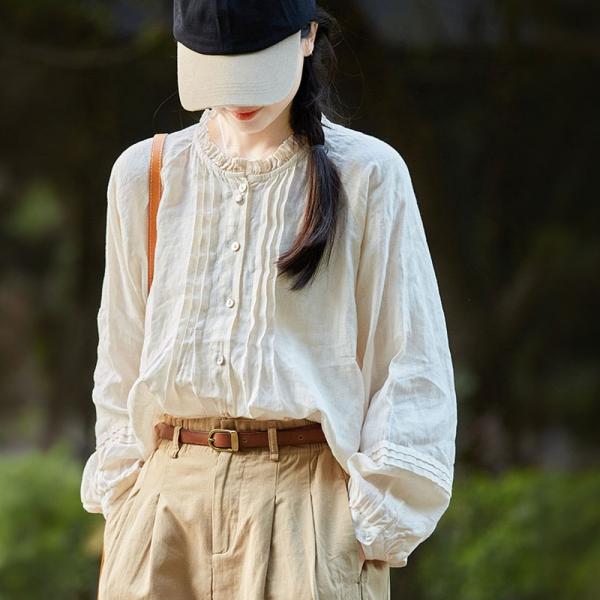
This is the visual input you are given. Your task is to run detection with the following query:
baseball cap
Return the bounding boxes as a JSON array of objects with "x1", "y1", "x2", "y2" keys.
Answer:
[{"x1": 173, "y1": 0, "x2": 317, "y2": 112}]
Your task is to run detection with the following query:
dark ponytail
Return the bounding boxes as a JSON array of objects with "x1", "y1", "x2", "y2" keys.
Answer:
[{"x1": 276, "y1": 6, "x2": 347, "y2": 292}]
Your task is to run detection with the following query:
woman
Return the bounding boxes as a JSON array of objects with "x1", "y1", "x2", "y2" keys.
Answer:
[{"x1": 81, "y1": 1, "x2": 458, "y2": 598}]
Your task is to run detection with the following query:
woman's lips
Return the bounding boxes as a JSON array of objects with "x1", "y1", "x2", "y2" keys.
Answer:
[{"x1": 231, "y1": 108, "x2": 261, "y2": 120}]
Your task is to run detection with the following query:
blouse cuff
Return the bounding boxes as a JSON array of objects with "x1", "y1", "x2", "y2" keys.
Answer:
[
  {"x1": 346, "y1": 442, "x2": 453, "y2": 567},
  {"x1": 346, "y1": 465, "x2": 409, "y2": 567},
  {"x1": 81, "y1": 423, "x2": 144, "y2": 520}
]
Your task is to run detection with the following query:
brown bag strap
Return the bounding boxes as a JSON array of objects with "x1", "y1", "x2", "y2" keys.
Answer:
[
  {"x1": 147, "y1": 133, "x2": 168, "y2": 295},
  {"x1": 97, "y1": 133, "x2": 168, "y2": 596}
]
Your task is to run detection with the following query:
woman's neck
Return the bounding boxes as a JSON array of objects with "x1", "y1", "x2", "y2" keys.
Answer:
[{"x1": 207, "y1": 107, "x2": 294, "y2": 160}]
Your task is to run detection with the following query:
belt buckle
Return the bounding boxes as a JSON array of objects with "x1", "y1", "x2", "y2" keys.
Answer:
[{"x1": 207, "y1": 428, "x2": 240, "y2": 452}]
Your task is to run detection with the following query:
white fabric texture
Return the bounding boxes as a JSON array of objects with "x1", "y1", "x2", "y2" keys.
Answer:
[{"x1": 80, "y1": 108, "x2": 457, "y2": 567}]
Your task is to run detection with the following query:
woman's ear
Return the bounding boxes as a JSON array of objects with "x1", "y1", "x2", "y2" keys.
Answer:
[{"x1": 302, "y1": 21, "x2": 319, "y2": 57}]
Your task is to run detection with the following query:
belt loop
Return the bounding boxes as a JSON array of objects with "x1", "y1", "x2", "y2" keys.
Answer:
[
  {"x1": 267, "y1": 425, "x2": 279, "y2": 462},
  {"x1": 170, "y1": 423, "x2": 183, "y2": 458}
]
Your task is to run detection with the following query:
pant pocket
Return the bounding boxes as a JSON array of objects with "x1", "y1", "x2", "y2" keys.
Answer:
[
  {"x1": 359, "y1": 559, "x2": 391, "y2": 600},
  {"x1": 99, "y1": 444, "x2": 168, "y2": 600},
  {"x1": 103, "y1": 481, "x2": 142, "y2": 557},
  {"x1": 103, "y1": 447, "x2": 160, "y2": 550},
  {"x1": 340, "y1": 467, "x2": 367, "y2": 583}
]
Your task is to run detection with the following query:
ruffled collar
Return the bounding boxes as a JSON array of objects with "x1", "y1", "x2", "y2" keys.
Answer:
[{"x1": 194, "y1": 109, "x2": 308, "y2": 175}]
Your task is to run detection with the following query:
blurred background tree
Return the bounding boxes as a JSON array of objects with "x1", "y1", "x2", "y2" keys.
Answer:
[{"x1": 0, "y1": 0, "x2": 598, "y2": 597}]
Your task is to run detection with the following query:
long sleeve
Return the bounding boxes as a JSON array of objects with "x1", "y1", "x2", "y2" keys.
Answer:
[
  {"x1": 80, "y1": 151, "x2": 148, "y2": 520},
  {"x1": 346, "y1": 152, "x2": 457, "y2": 567}
]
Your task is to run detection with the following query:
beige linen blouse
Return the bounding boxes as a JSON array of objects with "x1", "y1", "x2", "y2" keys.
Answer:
[{"x1": 80, "y1": 108, "x2": 457, "y2": 567}]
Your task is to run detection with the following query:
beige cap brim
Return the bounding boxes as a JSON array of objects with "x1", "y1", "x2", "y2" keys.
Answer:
[{"x1": 177, "y1": 29, "x2": 301, "y2": 112}]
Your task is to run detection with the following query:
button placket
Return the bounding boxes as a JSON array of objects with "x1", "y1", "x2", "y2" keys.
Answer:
[
  {"x1": 223, "y1": 176, "x2": 251, "y2": 414},
  {"x1": 234, "y1": 178, "x2": 248, "y2": 205},
  {"x1": 224, "y1": 178, "x2": 246, "y2": 313},
  {"x1": 213, "y1": 177, "x2": 248, "y2": 380}
]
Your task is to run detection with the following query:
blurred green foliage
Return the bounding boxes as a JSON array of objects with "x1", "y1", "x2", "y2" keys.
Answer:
[
  {"x1": 0, "y1": 444, "x2": 103, "y2": 600},
  {"x1": 405, "y1": 469, "x2": 600, "y2": 600}
]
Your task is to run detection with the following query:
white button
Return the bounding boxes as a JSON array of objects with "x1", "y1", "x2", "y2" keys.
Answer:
[
  {"x1": 225, "y1": 297, "x2": 235, "y2": 308},
  {"x1": 234, "y1": 193, "x2": 245, "y2": 204},
  {"x1": 231, "y1": 241, "x2": 240, "y2": 252},
  {"x1": 216, "y1": 354, "x2": 225, "y2": 366},
  {"x1": 238, "y1": 181, "x2": 248, "y2": 192}
]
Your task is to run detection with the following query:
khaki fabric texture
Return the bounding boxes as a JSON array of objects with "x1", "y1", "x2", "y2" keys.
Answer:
[{"x1": 98, "y1": 414, "x2": 390, "y2": 599}]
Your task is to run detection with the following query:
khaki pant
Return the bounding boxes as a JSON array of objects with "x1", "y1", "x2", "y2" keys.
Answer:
[{"x1": 98, "y1": 414, "x2": 390, "y2": 599}]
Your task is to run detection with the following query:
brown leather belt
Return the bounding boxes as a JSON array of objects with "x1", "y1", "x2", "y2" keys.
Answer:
[{"x1": 155, "y1": 421, "x2": 327, "y2": 453}]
